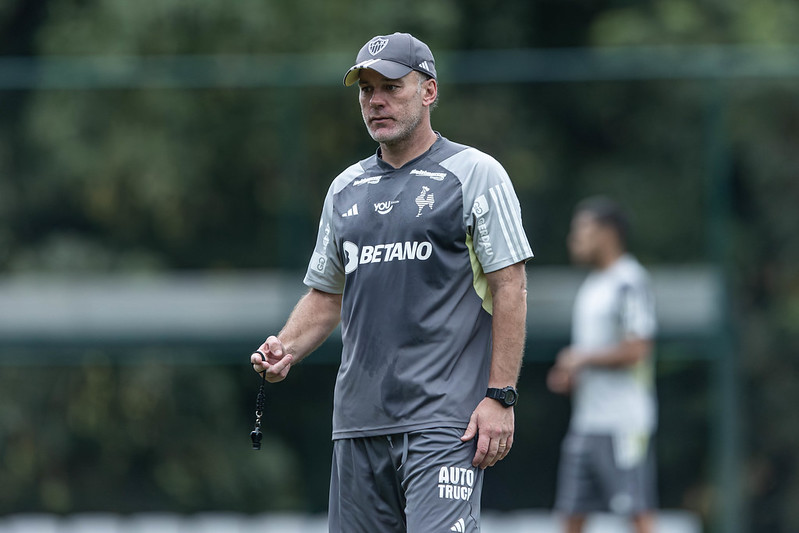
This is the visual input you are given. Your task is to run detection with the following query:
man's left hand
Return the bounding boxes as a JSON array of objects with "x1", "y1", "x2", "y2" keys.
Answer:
[{"x1": 460, "y1": 397, "x2": 515, "y2": 469}]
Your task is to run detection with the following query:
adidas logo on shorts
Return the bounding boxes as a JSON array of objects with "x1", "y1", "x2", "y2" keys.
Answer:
[{"x1": 450, "y1": 517, "x2": 466, "y2": 532}]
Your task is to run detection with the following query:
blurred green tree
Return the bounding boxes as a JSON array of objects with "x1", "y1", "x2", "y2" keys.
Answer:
[{"x1": 0, "y1": 0, "x2": 797, "y2": 530}]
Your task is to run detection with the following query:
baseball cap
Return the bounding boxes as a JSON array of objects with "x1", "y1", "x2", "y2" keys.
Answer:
[{"x1": 343, "y1": 32, "x2": 437, "y2": 86}]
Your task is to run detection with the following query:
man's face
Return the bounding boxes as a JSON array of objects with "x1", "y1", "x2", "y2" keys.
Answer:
[
  {"x1": 567, "y1": 211, "x2": 605, "y2": 266},
  {"x1": 357, "y1": 69, "x2": 431, "y2": 145}
]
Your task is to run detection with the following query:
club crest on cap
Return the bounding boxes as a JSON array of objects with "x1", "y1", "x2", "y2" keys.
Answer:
[{"x1": 368, "y1": 37, "x2": 389, "y2": 56}]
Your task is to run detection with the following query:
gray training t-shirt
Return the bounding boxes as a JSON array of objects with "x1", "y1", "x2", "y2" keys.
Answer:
[{"x1": 304, "y1": 135, "x2": 534, "y2": 439}]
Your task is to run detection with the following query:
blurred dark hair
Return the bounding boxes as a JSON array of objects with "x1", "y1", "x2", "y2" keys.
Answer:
[{"x1": 575, "y1": 196, "x2": 630, "y2": 248}]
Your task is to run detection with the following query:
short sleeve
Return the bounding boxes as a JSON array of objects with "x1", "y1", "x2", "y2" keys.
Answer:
[
  {"x1": 442, "y1": 148, "x2": 534, "y2": 273},
  {"x1": 619, "y1": 281, "x2": 657, "y2": 340},
  {"x1": 303, "y1": 184, "x2": 345, "y2": 294}
]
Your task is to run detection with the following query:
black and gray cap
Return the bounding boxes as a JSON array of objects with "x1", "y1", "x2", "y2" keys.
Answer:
[{"x1": 343, "y1": 32, "x2": 437, "y2": 86}]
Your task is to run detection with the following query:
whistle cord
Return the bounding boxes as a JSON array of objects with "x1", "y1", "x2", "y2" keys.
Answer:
[{"x1": 250, "y1": 350, "x2": 267, "y2": 450}]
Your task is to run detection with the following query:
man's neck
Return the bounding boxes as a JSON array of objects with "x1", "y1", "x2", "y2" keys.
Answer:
[
  {"x1": 379, "y1": 128, "x2": 438, "y2": 169},
  {"x1": 596, "y1": 249, "x2": 625, "y2": 270}
]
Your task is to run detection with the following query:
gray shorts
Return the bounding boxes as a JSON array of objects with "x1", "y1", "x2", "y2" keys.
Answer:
[
  {"x1": 328, "y1": 427, "x2": 484, "y2": 533},
  {"x1": 554, "y1": 431, "x2": 657, "y2": 516}
]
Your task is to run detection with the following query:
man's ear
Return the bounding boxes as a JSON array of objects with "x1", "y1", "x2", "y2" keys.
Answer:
[{"x1": 421, "y1": 78, "x2": 438, "y2": 107}]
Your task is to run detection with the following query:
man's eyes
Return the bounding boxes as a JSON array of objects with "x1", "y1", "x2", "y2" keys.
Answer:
[{"x1": 360, "y1": 85, "x2": 400, "y2": 93}]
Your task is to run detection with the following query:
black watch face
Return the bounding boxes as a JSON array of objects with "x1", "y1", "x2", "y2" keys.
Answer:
[{"x1": 504, "y1": 388, "x2": 517, "y2": 406}]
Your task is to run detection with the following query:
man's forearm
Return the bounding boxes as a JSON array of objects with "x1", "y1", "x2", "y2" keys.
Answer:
[
  {"x1": 277, "y1": 288, "x2": 342, "y2": 363},
  {"x1": 486, "y1": 263, "x2": 528, "y2": 388},
  {"x1": 577, "y1": 338, "x2": 652, "y2": 369}
]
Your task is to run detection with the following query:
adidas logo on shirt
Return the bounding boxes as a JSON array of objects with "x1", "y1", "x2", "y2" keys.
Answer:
[{"x1": 341, "y1": 204, "x2": 359, "y2": 217}]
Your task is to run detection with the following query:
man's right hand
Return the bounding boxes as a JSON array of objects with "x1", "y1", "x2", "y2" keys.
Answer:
[
  {"x1": 251, "y1": 336, "x2": 294, "y2": 383},
  {"x1": 546, "y1": 366, "x2": 573, "y2": 394},
  {"x1": 547, "y1": 347, "x2": 577, "y2": 394}
]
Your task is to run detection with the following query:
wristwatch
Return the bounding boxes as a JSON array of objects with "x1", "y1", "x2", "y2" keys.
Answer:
[{"x1": 486, "y1": 386, "x2": 518, "y2": 408}]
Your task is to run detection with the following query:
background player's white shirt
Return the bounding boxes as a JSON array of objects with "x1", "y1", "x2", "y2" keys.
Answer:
[{"x1": 570, "y1": 254, "x2": 657, "y2": 434}]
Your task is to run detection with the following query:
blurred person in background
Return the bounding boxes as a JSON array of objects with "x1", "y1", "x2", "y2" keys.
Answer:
[
  {"x1": 250, "y1": 32, "x2": 533, "y2": 533},
  {"x1": 547, "y1": 196, "x2": 658, "y2": 533}
]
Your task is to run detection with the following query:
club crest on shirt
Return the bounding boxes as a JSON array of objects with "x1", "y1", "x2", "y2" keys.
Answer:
[{"x1": 415, "y1": 186, "x2": 435, "y2": 217}]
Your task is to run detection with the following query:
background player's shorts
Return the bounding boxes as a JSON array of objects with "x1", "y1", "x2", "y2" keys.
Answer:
[
  {"x1": 328, "y1": 427, "x2": 484, "y2": 533},
  {"x1": 554, "y1": 431, "x2": 657, "y2": 516}
]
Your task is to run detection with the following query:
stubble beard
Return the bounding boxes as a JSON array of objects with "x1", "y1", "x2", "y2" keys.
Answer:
[{"x1": 366, "y1": 109, "x2": 424, "y2": 147}]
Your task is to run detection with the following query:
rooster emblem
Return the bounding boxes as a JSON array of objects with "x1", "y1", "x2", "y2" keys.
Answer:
[{"x1": 415, "y1": 186, "x2": 435, "y2": 217}]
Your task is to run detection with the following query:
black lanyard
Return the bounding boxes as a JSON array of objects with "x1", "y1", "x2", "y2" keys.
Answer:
[{"x1": 250, "y1": 350, "x2": 267, "y2": 450}]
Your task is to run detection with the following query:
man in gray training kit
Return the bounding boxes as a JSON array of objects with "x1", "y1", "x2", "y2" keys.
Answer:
[
  {"x1": 250, "y1": 32, "x2": 533, "y2": 532},
  {"x1": 547, "y1": 197, "x2": 658, "y2": 533}
]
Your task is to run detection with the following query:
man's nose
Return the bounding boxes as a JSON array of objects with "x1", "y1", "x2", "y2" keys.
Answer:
[{"x1": 369, "y1": 89, "x2": 386, "y2": 106}]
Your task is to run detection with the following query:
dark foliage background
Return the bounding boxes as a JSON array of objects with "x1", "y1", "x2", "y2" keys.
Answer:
[{"x1": 1, "y1": 1, "x2": 797, "y2": 531}]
